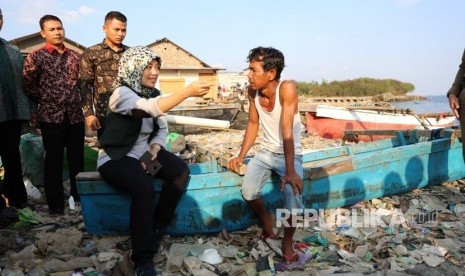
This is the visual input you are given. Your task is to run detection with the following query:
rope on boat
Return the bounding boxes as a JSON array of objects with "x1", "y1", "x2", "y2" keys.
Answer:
[{"x1": 409, "y1": 111, "x2": 431, "y2": 129}]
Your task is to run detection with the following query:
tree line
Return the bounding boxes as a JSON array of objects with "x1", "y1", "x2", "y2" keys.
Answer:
[{"x1": 295, "y1": 78, "x2": 415, "y2": 97}]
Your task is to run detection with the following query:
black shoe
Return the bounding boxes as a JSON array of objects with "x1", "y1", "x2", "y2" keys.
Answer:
[
  {"x1": 153, "y1": 239, "x2": 163, "y2": 254},
  {"x1": 0, "y1": 207, "x2": 19, "y2": 227},
  {"x1": 49, "y1": 208, "x2": 64, "y2": 215},
  {"x1": 153, "y1": 227, "x2": 165, "y2": 253},
  {"x1": 135, "y1": 263, "x2": 156, "y2": 276}
]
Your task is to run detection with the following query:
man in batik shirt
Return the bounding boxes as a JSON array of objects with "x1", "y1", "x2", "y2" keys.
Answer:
[
  {"x1": 23, "y1": 15, "x2": 84, "y2": 215},
  {"x1": 78, "y1": 11, "x2": 128, "y2": 138}
]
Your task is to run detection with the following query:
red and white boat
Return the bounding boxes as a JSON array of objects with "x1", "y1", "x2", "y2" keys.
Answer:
[{"x1": 304, "y1": 105, "x2": 457, "y2": 142}]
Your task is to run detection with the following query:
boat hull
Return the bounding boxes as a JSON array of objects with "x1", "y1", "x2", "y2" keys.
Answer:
[
  {"x1": 77, "y1": 131, "x2": 465, "y2": 236},
  {"x1": 305, "y1": 105, "x2": 456, "y2": 141},
  {"x1": 167, "y1": 102, "x2": 240, "y2": 134}
]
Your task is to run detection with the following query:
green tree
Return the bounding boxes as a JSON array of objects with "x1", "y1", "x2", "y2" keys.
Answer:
[{"x1": 295, "y1": 78, "x2": 415, "y2": 97}]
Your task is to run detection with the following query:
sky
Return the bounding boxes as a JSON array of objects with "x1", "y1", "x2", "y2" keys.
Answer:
[{"x1": 2, "y1": 0, "x2": 465, "y2": 96}]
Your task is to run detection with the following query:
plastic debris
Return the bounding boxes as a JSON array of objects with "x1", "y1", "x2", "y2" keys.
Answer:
[
  {"x1": 199, "y1": 248, "x2": 223, "y2": 265},
  {"x1": 69, "y1": 196, "x2": 76, "y2": 210},
  {"x1": 14, "y1": 207, "x2": 44, "y2": 228},
  {"x1": 23, "y1": 177, "x2": 42, "y2": 201},
  {"x1": 166, "y1": 133, "x2": 186, "y2": 153},
  {"x1": 303, "y1": 232, "x2": 328, "y2": 248},
  {"x1": 2, "y1": 124, "x2": 465, "y2": 275}
]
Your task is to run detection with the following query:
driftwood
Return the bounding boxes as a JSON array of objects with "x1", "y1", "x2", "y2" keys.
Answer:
[
  {"x1": 309, "y1": 158, "x2": 354, "y2": 179},
  {"x1": 343, "y1": 129, "x2": 461, "y2": 141},
  {"x1": 195, "y1": 146, "x2": 247, "y2": 176},
  {"x1": 218, "y1": 154, "x2": 247, "y2": 176}
]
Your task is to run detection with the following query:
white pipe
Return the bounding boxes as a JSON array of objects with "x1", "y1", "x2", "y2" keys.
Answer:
[{"x1": 166, "y1": 115, "x2": 230, "y2": 129}]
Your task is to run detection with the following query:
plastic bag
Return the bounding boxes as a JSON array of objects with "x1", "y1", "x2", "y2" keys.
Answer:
[
  {"x1": 20, "y1": 133, "x2": 45, "y2": 187},
  {"x1": 166, "y1": 133, "x2": 186, "y2": 153},
  {"x1": 23, "y1": 177, "x2": 42, "y2": 201}
]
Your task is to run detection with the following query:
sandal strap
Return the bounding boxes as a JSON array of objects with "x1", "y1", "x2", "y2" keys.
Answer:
[
  {"x1": 260, "y1": 232, "x2": 278, "y2": 240},
  {"x1": 282, "y1": 252, "x2": 298, "y2": 263},
  {"x1": 276, "y1": 252, "x2": 312, "y2": 271}
]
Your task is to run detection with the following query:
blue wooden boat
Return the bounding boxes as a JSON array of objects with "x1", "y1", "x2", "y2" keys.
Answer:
[{"x1": 76, "y1": 129, "x2": 465, "y2": 236}]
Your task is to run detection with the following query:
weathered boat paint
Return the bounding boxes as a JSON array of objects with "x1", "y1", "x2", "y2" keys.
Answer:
[{"x1": 77, "y1": 130, "x2": 465, "y2": 235}]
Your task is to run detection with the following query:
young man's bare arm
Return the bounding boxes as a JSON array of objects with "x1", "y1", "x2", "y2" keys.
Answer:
[
  {"x1": 228, "y1": 90, "x2": 259, "y2": 172},
  {"x1": 280, "y1": 80, "x2": 303, "y2": 195}
]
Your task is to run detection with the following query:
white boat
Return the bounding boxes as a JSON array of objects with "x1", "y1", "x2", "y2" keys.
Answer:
[{"x1": 304, "y1": 105, "x2": 457, "y2": 141}]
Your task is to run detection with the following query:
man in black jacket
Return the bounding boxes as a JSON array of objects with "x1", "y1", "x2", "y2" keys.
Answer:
[{"x1": 447, "y1": 49, "x2": 465, "y2": 161}]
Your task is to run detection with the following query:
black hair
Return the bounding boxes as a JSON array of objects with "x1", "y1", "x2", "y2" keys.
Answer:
[
  {"x1": 247, "y1": 47, "x2": 285, "y2": 81},
  {"x1": 104, "y1": 11, "x2": 127, "y2": 23},
  {"x1": 39, "y1": 15, "x2": 62, "y2": 30}
]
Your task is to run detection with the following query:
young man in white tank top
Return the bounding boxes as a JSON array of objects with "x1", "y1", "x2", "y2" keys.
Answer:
[{"x1": 228, "y1": 47, "x2": 311, "y2": 271}]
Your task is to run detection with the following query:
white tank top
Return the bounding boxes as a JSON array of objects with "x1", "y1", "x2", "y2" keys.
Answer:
[{"x1": 254, "y1": 81, "x2": 302, "y2": 155}]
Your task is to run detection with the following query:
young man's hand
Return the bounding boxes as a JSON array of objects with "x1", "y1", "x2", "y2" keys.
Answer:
[
  {"x1": 281, "y1": 171, "x2": 303, "y2": 195},
  {"x1": 228, "y1": 156, "x2": 245, "y2": 173}
]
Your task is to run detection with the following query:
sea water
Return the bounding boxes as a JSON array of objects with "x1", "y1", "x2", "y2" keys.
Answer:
[
  {"x1": 390, "y1": 95, "x2": 450, "y2": 114},
  {"x1": 390, "y1": 95, "x2": 459, "y2": 127}
]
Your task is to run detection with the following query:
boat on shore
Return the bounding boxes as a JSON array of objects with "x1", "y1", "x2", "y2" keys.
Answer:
[
  {"x1": 167, "y1": 99, "x2": 241, "y2": 134},
  {"x1": 302, "y1": 105, "x2": 456, "y2": 142},
  {"x1": 77, "y1": 129, "x2": 464, "y2": 236}
]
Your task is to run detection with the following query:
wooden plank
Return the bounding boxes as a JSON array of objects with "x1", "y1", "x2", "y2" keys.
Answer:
[
  {"x1": 302, "y1": 147, "x2": 351, "y2": 163},
  {"x1": 218, "y1": 154, "x2": 247, "y2": 176},
  {"x1": 347, "y1": 106, "x2": 398, "y2": 112},
  {"x1": 196, "y1": 146, "x2": 220, "y2": 159},
  {"x1": 77, "y1": 171, "x2": 102, "y2": 180},
  {"x1": 418, "y1": 112, "x2": 455, "y2": 118},
  {"x1": 349, "y1": 138, "x2": 399, "y2": 154},
  {"x1": 308, "y1": 159, "x2": 354, "y2": 180},
  {"x1": 306, "y1": 136, "x2": 460, "y2": 180},
  {"x1": 303, "y1": 137, "x2": 398, "y2": 163},
  {"x1": 303, "y1": 155, "x2": 352, "y2": 169},
  {"x1": 344, "y1": 129, "x2": 461, "y2": 140},
  {"x1": 196, "y1": 145, "x2": 247, "y2": 176},
  {"x1": 298, "y1": 102, "x2": 318, "y2": 112},
  {"x1": 351, "y1": 138, "x2": 458, "y2": 171}
]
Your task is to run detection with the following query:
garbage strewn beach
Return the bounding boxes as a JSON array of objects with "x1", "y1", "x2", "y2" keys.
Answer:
[{"x1": 2, "y1": 124, "x2": 465, "y2": 275}]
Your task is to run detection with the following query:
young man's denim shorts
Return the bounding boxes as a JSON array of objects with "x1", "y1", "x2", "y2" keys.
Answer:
[{"x1": 241, "y1": 148, "x2": 304, "y2": 211}]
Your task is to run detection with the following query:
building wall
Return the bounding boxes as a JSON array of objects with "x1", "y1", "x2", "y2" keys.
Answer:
[
  {"x1": 149, "y1": 42, "x2": 219, "y2": 99},
  {"x1": 158, "y1": 71, "x2": 217, "y2": 99},
  {"x1": 150, "y1": 41, "x2": 203, "y2": 68},
  {"x1": 199, "y1": 72, "x2": 217, "y2": 99},
  {"x1": 158, "y1": 71, "x2": 196, "y2": 93},
  {"x1": 217, "y1": 72, "x2": 249, "y2": 92}
]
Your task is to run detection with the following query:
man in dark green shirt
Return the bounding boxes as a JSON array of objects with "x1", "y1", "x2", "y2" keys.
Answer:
[{"x1": 0, "y1": 8, "x2": 31, "y2": 214}]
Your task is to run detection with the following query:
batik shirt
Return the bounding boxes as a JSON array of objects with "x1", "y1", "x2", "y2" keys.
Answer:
[
  {"x1": 22, "y1": 43, "x2": 83, "y2": 124},
  {"x1": 77, "y1": 40, "x2": 128, "y2": 117}
]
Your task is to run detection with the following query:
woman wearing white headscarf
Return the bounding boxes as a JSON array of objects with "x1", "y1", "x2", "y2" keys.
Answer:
[{"x1": 97, "y1": 46, "x2": 210, "y2": 275}]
